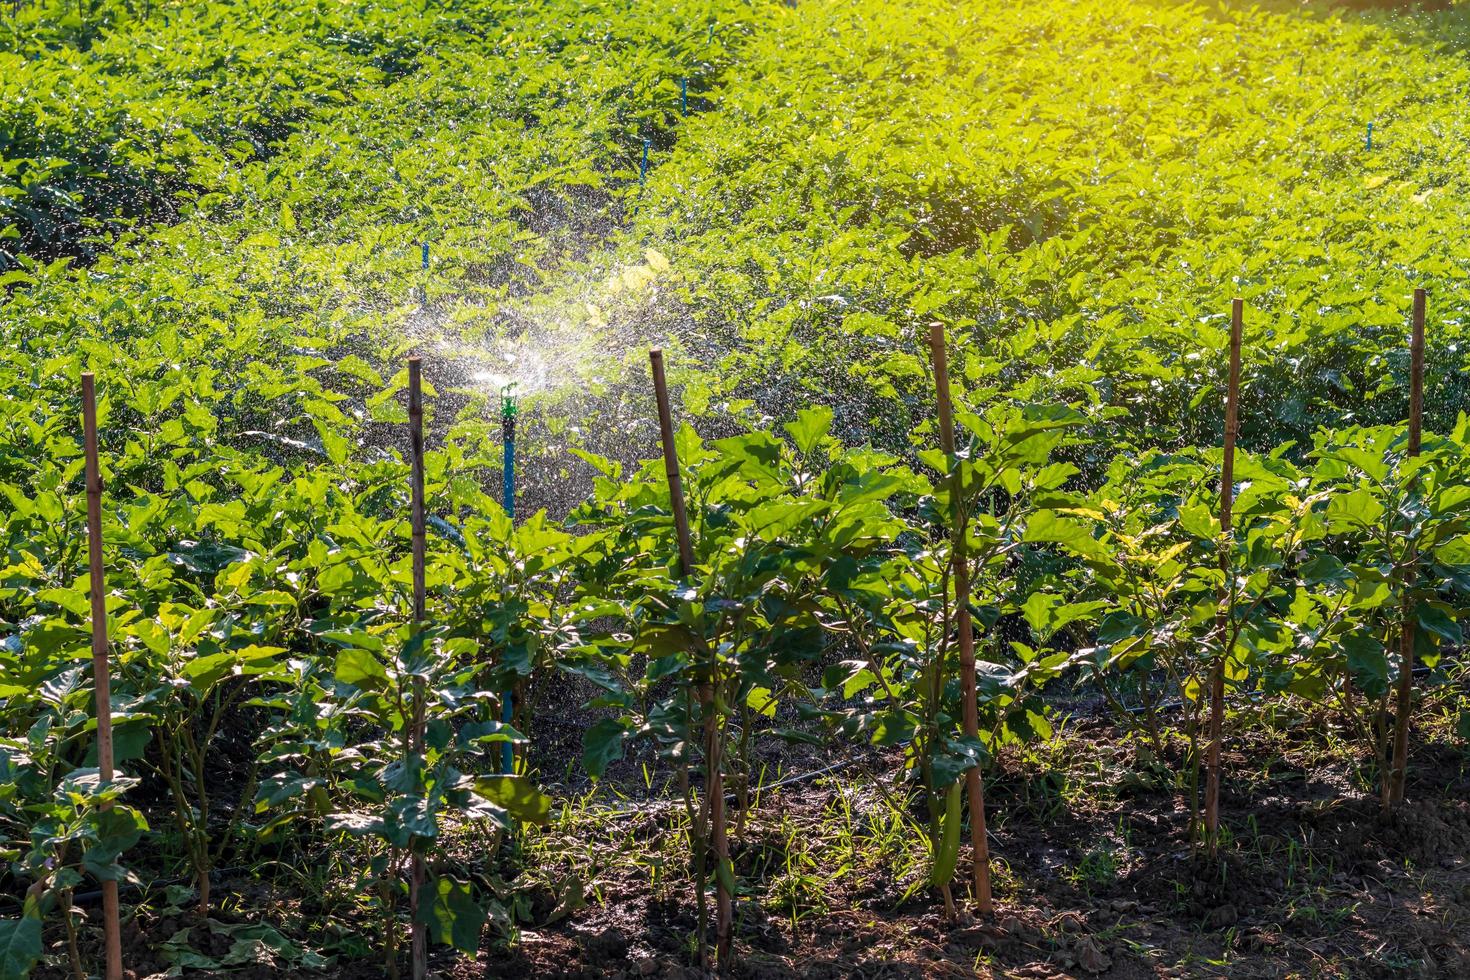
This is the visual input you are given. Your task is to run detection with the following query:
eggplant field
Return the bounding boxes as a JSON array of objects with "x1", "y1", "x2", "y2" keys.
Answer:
[{"x1": 6, "y1": 0, "x2": 1470, "y2": 976}]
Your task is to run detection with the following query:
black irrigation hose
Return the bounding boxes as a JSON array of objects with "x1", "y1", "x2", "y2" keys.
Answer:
[
  {"x1": 591, "y1": 757, "x2": 864, "y2": 822},
  {"x1": 581, "y1": 764, "x2": 854, "y2": 823},
  {"x1": 64, "y1": 866, "x2": 255, "y2": 908},
  {"x1": 584, "y1": 752, "x2": 1018, "y2": 854},
  {"x1": 1114, "y1": 658, "x2": 1461, "y2": 716},
  {"x1": 582, "y1": 657, "x2": 1470, "y2": 828}
]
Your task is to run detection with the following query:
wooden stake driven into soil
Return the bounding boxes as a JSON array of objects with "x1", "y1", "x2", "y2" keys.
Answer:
[
  {"x1": 927, "y1": 324, "x2": 994, "y2": 915},
  {"x1": 408, "y1": 356, "x2": 428, "y2": 980},
  {"x1": 1388, "y1": 287, "x2": 1426, "y2": 807},
  {"x1": 649, "y1": 348, "x2": 733, "y2": 967},
  {"x1": 82, "y1": 372, "x2": 124, "y2": 980},
  {"x1": 1204, "y1": 299, "x2": 1243, "y2": 856}
]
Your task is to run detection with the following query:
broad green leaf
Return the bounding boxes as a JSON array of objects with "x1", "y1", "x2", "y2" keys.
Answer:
[
  {"x1": 334, "y1": 649, "x2": 389, "y2": 691},
  {"x1": 581, "y1": 719, "x2": 628, "y2": 779},
  {"x1": 414, "y1": 875, "x2": 486, "y2": 954},
  {"x1": 471, "y1": 776, "x2": 552, "y2": 825},
  {"x1": 0, "y1": 917, "x2": 43, "y2": 980}
]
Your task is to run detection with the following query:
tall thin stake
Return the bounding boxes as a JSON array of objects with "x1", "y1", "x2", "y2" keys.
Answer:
[
  {"x1": 1204, "y1": 298, "x2": 1242, "y2": 856},
  {"x1": 1388, "y1": 288, "x2": 1426, "y2": 807},
  {"x1": 650, "y1": 349, "x2": 732, "y2": 966},
  {"x1": 82, "y1": 374, "x2": 124, "y2": 980},
  {"x1": 928, "y1": 324, "x2": 993, "y2": 915},
  {"x1": 408, "y1": 357, "x2": 428, "y2": 980}
]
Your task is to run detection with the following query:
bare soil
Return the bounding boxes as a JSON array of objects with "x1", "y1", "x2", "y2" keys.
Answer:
[
  {"x1": 457, "y1": 720, "x2": 1470, "y2": 980},
  {"x1": 31, "y1": 717, "x2": 1469, "y2": 979}
]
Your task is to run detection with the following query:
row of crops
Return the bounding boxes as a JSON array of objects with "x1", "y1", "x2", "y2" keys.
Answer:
[
  {"x1": 4, "y1": 0, "x2": 1470, "y2": 974},
  {"x1": 4, "y1": 298, "x2": 1466, "y2": 975},
  {"x1": 1, "y1": 0, "x2": 753, "y2": 972}
]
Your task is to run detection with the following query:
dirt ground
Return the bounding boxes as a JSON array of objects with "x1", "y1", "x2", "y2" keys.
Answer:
[
  {"x1": 29, "y1": 715, "x2": 1468, "y2": 979},
  {"x1": 460, "y1": 718, "x2": 1470, "y2": 980}
]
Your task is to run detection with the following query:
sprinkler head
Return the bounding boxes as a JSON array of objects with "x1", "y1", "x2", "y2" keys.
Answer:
[{"x1": 500, "y1": 382, "x2": 519, "y2": 420}]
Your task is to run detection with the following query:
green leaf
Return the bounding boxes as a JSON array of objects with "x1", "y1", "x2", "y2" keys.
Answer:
[
  {"x1": 1325, "y1": 487, "x2": 1384, "y2": 531},
  {"x1": 334, "y1": 649, "x2": 389, "y2": 691},
  {"x1": 1021, "y1": 593, "x2": 1106, "y2": 640},
  {"x1": 930, "y1": 735, "x2": 983, "y2": 788},
  {"x1": 471, "y1": 776, "x2": 552, "y2": 825},
  {"x1": 83, "y1": 806, "x2": 149, "y2": 881},
  {"x1": 745, "y1": 686, "x2": 778, "y2": 718},
  {"x1": 1024, "y1": 510, "x2": 1105, "y2": 561},
  {"x1": 0, "y1": 917, "x2": 43, "y2": 980},
  {"x1": 581, "y1": 719, "x2": 629, "y2": 778},
  {"x1": 1176, "y1": 503, "x2": 1217, "y2": 541},
  {"x1": 1343, "y1": 634, "x2": 1388, "y2": 698},
  {"x1": 1300, "y1": 553, "x2": 1350, "y2": 586},
  {"x1": 784, "y1": 406, "x2": 833, "y2": 455},
  {"x1": 1416, "y1": 603, "x2": 1460, "y2": 645},
  {"x1": 34, "y1": 588, "x2": 91, "y2": 621},
  {"x1": 325, "y1": 812, "x2": 387, "y2": 836},
  {"x1": 414, "y1": 874, "x2": 486, "y2": 954}
]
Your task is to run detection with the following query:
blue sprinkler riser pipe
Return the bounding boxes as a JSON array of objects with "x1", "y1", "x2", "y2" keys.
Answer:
[
  {"x1": 500, "y1": 389, "x2": 517, "y2": 775},
  {"x1": 681, "y1": 77, "x2": 688, "y2": 116},
  {"x1": 421, "y1": 242, "x2": 430, "y2": 269},
  {"x1": 640, "y1": 139, "x2": 650, "y2": 185},
  {"x1": 1366, "y1": 121, "x2": 1373, "y2": 151},
  {"x1": 503, "y1": 437, "x2": 515, "y2": 521}
]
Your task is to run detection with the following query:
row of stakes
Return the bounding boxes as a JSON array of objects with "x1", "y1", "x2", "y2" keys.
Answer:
[{"x1": 66, "y1": 290, "x2": 1430, "y2": 977}]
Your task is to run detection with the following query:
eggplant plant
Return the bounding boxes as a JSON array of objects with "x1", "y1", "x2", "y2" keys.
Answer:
[
  {"x1": 1043, "y1": 447, "x2": 1313, "y2": 839},
  {"x1": 823, "y1": 401, "x2": 1087, "y2": 911},
  {"x1": 258, "y1": 623, "x2": 549, "y2": 977},
  {"x1": 1285, "y1": 424, "x2": 1470, "y2": 807},
  {"x1": 0, "y1": 699, "x2": 146, "y2": 980},
  {"x1": 573, "y1": 412, "x2": 907, "y2": 962}
]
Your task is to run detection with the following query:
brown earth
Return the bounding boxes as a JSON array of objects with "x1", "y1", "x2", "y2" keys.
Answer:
[
  {"x1": 30, "y1": 717, "x2": 1470, "y2": 979},
  {"x1": 458, "y1": 720, "x2": 1470, "y2": 980}
]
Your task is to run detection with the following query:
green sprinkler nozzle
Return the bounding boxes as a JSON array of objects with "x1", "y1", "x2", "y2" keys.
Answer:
[{"x1": 500, "y1": 382, "x2": 519, "y2": 422}]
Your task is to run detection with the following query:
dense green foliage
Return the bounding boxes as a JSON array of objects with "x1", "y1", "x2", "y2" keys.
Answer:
[
  {"x1": 631, "y1": 0, "x2": 1470, "y2": 450},
  {"x1": 2, "y1": 0, "x2": 1470, "y2": 974}
]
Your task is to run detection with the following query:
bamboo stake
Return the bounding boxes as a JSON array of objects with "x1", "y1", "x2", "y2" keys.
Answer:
[
  {"x1": 1388, "y1": 288, "x2": 1426, "y2": 807},
  {"x1": 650, "y1": 349, "x2": 732, "y2": 967},
  {"x1": 927, "y1": 324, "x2": 993, "y2": 915},
  {"x1": 81, "y1": 373, "x2": 123, "y2": 980},
  {"x1": 407, "y1": 357, "x2": 428, "y2": 980},
  {"x1": 1204, "y1": 299, "x2": 1242, "y2": 856}
]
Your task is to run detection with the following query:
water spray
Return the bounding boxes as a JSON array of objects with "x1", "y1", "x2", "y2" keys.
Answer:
[{"x1": 500, "y1": 383, "x2": 518, "y2": 775}]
